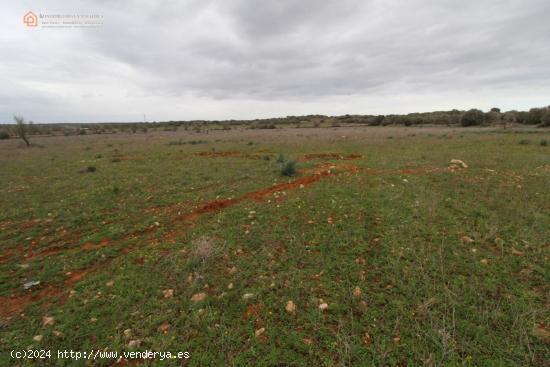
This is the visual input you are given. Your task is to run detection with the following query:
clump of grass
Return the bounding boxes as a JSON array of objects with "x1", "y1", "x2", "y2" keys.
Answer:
[
  {"x1": 541, "y1": 140, "x2": 548, "y2": 146},
  {"x1": 281, "y1": 160, "x2": 297, "y2": 177},
  {"x1": 112, "y1": 185, "x2": 120, "y2": 194},
  {"x1": 189, "y1": 236, "x2": 224, "y2": 268},
  {"x1": 519, "y1": 139, "x2": 531, "y2": 145},
  {"x1": 262, "y1": 155, "x2": 271, "y2": 161},
  {"x1": 276, "y1": 154, "x2": 285, "y2": 163}
]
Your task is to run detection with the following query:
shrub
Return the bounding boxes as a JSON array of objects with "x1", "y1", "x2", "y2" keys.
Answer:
[
  {"x1": 461, "y1": 109, "x2": 485, "y2": 126},
  {"x1": 281, "y1": 160, "x2": 297, "y2": 177},
  {"x1": 14, "y1": 116, "x2": 30, "y2": 146},
  {"x1": 519, "y1": 139, "x2": 531, "y2": 145},
  {"x1": 0, "y1": 131, "x2": 9, "y2": 139},
  {"x1": 541, "y1": 140, "x2": 548, "y2": 146},
  {"x1": 276, "y1": 154, "x2": 285, "y2": 163}
]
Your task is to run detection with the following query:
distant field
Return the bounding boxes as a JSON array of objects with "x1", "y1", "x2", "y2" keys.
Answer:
[{"x1": 1, "y1": 126, "x2": 549, "y2": 366}]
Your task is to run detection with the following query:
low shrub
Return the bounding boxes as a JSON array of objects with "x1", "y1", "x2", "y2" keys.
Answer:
[
  {"x1": 0, "y1": 131, "x2": 9, "y2": 139},
  {"x1": 281, "y1": 160, "x2": 297, "y2": 177}
]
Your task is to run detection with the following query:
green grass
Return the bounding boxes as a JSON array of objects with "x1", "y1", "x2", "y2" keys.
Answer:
[{"x1": 0, "y1": 128, "x2": 549, "y2": 366}]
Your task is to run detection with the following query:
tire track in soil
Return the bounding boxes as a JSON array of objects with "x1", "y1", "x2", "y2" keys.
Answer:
[{"x1": 0, "y1": 162, "x2": 359, "y2": 319}]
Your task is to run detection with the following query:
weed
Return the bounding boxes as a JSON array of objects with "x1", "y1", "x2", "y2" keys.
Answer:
[
  {"x1": 519, "y1": 139, "x2": 531, "y2": 145},
  {"x1": 541, "y1": 140, "x2": 548, "y2": 146},
  {"x1": 280, "y1": 160, "x2": 297, "y2": 176}
]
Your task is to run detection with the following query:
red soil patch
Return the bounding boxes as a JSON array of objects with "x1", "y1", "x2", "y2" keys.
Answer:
[
  {"x1": 301, "y1": 153, "x2": 362, "y2": 161},
  {"x1": 174, "y1": 162, "x2": 358, "y2": 224},
  {"x1": 81, "y1": 238, "x2": 110, "y2": 251},
  {"x1": 0, "y1": 249, "x2": 15, "y2": 264},
  {"x1": 24, "y1": 245, "x2": 66, "y2": 261},
  {"x1": 242, "y1": 303, "x2": 263, "y2": 321},
  {"x1": 65, "y1": 270, "x2": 89, "y2": 285},
  {"x1": 0, "y1": 264, "x2": 104, "y2": 319},
  {"x1": 0, "y1": 285, "x2": 58, "y2": 318}
]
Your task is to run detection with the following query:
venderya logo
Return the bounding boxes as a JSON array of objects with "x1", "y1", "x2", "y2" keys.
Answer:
[{"x1": 23, "y1": 11, "x2": 38, "y2": 27}]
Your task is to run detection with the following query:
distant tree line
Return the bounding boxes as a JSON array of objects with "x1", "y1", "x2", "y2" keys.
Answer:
[{"x1": 1, "y1": 106, "x2": 549, "y2": 141}]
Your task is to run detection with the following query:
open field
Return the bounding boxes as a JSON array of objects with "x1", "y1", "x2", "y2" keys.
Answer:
[{"x1": 1, "y1": 126, "x2": 549, "y2": 366}]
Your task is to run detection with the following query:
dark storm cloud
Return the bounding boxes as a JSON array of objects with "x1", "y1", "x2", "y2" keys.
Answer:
[{"x1": 1, "y1": 0, "x2": 549, "y2": 122}]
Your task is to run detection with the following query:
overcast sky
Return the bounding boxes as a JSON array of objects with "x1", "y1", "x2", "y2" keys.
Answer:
[{"x1": 1, "y1": 0, "x2": 549, "y2": 123}]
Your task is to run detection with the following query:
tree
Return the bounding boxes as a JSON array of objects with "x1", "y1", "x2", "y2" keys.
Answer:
[
  {"x1": 460, "y1": 109, "x2": 485, "y2": 126},
  {"x1": 13, "y1": 116, "x2": 30, "y2": 146}
]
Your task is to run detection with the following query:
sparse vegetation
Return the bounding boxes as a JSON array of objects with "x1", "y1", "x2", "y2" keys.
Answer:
[{"x1": 0, "y1": 127, "x2": 548, "y2": 366}]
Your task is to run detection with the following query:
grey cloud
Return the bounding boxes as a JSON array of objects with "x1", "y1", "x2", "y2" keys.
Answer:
[{"x1": 1, "y1": 0, "x2": 549, "y2": 122}]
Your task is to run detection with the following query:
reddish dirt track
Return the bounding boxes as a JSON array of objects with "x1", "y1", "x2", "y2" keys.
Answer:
[{"x1": 0, "y1": 162, "x2": 358, "y2": 319}]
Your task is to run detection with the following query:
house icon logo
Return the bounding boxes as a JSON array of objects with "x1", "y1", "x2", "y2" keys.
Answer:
[{"x1": 23, "y1": 11, "x2": 38, "y2": 27}]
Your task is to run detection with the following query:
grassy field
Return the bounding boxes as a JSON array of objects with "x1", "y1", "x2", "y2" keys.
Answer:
[{"x1": 1, "y1": 126, "x2": 549, "y2": 366}]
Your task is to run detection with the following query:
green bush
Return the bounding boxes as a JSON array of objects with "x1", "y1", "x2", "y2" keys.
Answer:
[
  {"x1": 461, "y1": 109, "x2": 485, "y2": 126},
  {"x1": 281, "y1": 160, "x2": 297, "y2": 177},
  {"x1": 519, "y1": 139, "x2": 531, "y2": 145},
  {"x1": 541, "y1": 140, "x2": 548, "y2": 146},
  {"x1": 0, "y1": 131, "x2": 9, "y2": 139}
]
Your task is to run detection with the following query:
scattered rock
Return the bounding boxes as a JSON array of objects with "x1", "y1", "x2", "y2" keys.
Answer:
[
  {"x1": 106, "y1": 280, "x2": 114, "y2": 287},
  {"x1": 460, "y1": 235, "x2": 474, "y2": 244},
  {"x1": 163, "y1": 289, "x2": 174, "y2": 298},
  {"x1": 363, "y1": 332, "x2": 373, "y2": 346},
  {"x1": 242, "y1": 293, "x2": 254, "y2": 301},
  {"x1": 255, "y1": 328, "x2": 265, "y2": 337},
  {"x1": 42, "y1": 316, "x2": 55, "y2": 327},
  {"x1": 33, "y1": 335, "x2": 43, "y2": 342},
  {"x1": 449, "y1": 159, "x2": 468, "y2": 169},
  {"x1": 123, "y1": 329, "x2": 132, "y2": 339},
  {"x1": 319, "y1": 303, "x2": 329, "y2": 311},
  {"x1": 158, "y1": 323, "x2": 171, "y2": 333},
  {"x1": 511, "y1": 248, "x2": 524, "y2": 256},
  {"x1": 353, "y1": 286, "x2": 362, "y2": 298},
  {"x1": 23, "y1": 280, "x2": 41, "y2": 290},
  {"x1": 53, "y1": 331, "x2": 63, "y2": 337},
  {"x1": 480, "y1": 259, "x2": 488, "y2": 265},
  {"x1": 191, "y1": 292, "x2": 206, "y2": 302},
  {"x1": 285, "y1": 300, "x2": 296, "y2": 314},
  {"x1": 127, "y1": 340, "x2": 141, "y2": 349},
  {"x1": 227, "y1": 283, "x2": 234, "y2": 290}
]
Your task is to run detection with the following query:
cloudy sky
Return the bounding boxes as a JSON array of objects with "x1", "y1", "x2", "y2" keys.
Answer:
[{"x1": 1, "y1": 0, "x2": 549, "y2": 123}]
